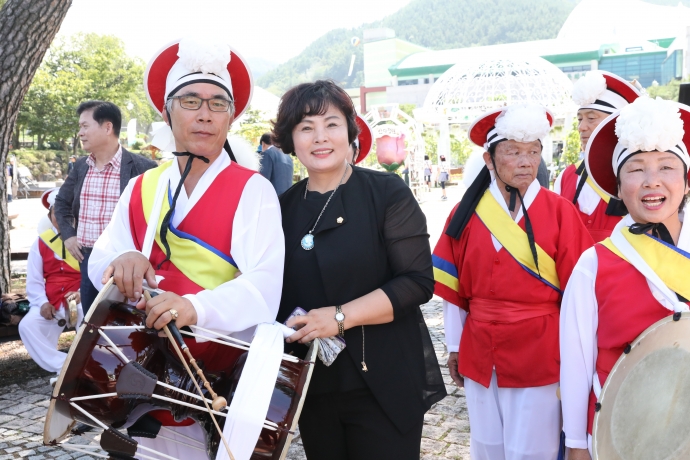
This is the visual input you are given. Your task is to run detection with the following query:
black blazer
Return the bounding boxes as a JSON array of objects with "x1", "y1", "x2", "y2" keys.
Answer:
[
  {"x1": 279, "y1": 166, "x2": 446, "y2": 433},
  {"x1": 54, "y1": 147, "x2": 157, "y2": 243}
]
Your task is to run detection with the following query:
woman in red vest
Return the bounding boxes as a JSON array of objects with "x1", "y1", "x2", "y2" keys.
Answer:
[
  {"x1": 560, "y1": 96, "x2": 690, "y2": 459},
  {"x1": 19, "y1": 188, "x2": 81, "y2": 377}
]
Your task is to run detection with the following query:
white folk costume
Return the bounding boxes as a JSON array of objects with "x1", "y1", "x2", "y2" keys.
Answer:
[
  {"x1": 88, "y1": 38, "x2": 284, "y2": 460},
  {"x1": 553, "y1": 71, "x2": 641, "y2": 241},
  {"x1": 560, "y1": 97, "x2": 690, "y2": 454},
  {"x1": 19, "y1": 189, "x2": 83, "y2": 373},
  {"x1": 432, "y1": 105, "x2": 594, "y2": 460}
]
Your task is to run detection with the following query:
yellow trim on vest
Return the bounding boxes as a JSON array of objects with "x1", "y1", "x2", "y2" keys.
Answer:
[
  {"x1": 39, "y1": 229, "x2": 80, "y2": 272},
  {"x1": 140, "y1": 161, "x2": 238, "y2": 291},
  {"x1": 475, "y1": 190, "x2": 561, "y2": 290},
  {"x1": 602, "y1": 229, "x2": 690, "y2": 301},
  {"x1": 576, "y1": 160, "x2": 610, "y2": 203},
  {"x1": 433, "y1": 267, "x2": 459, "y2": 292}
]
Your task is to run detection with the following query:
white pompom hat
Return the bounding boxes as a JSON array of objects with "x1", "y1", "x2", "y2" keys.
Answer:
[
  {"x1": 468, "y1": 104, "x2": 554, "y2": 151},
  {"x1": 586, "y1": 97, "x2": 690, "y2": 198},
  {"x1": 573, "y1": 70, "x2": 640, "y2": 114},
  {"x1": 144, "y1": 37, "x2": 253, "y2": 152}
]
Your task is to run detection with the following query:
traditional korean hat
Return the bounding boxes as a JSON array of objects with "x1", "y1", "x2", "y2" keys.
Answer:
[
  {"x1": 573, "y1": 70, "x2": 641, "y2": 114},
  {"x1": 144, "y1": 37, "x2": 253, "y2": 153},
  {"x1": 447, "y1": 104, "x2": 553, "y2": 239},
  {"x1": 468, "y1": 104, "x2": 554, "y2": 151},
  {"x1": 586, "y1": 97, "x2": 690, "y2": 199},
  {"x1": 41, "y1": 188, "x2": 59, "y2": 210},
  {"x1": 353, "y1": 115, "x2": 373, "y2": 164}
]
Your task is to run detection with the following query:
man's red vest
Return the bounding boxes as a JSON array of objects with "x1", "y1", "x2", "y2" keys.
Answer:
[
  {"x1": 559, "y1": 164, "x2": 622, "y2": 242},
  {"x1": 38, "y1": 239, "x2": 81, "y2": 309},
  {"x1": 128, "y1": 161, "x2": 256, "y2": 426}
]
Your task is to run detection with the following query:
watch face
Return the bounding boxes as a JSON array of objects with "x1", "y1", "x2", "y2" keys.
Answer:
[{"x1": 335, "y1": 312, "x2": 345, "y2": 321}]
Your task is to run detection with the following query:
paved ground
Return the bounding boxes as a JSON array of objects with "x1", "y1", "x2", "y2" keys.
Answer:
[{"x1": 2, "y1": 183, "x2": 470, "y2": 459}]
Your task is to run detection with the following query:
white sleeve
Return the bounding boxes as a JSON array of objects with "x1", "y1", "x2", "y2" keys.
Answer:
[
  {"x1": 26, "y1": 239, "x2": 48, "y2": 308},
  {"x1": 443, "y1": 300, "x2": 467, "y2": 353},
  {"x1": 186, "y1": 174, "x2": 284, "y2": 335},
  {"x1": 89, "y1": 177, "x2": 139, "y2": 290},
  {"x1": 560, "y1": 247, "x2": 599, "y2": 450},
  {"x1": 553, "y1": 170, "x2": 564, "y2": 194}
]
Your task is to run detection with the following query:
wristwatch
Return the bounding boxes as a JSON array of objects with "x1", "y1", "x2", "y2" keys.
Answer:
[{"x1": 335, "y1": 305, "x2": 345, "y2": 337}]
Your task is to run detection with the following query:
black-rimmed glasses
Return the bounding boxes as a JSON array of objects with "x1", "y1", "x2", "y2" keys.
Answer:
[{"x1": 169, "y1": 95, "x2": 234, "y2": 112}]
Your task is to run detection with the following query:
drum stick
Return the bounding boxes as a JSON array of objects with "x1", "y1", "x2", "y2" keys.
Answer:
[{"x1": 142, "y1": 290, "x2": 235, "y2": 460}]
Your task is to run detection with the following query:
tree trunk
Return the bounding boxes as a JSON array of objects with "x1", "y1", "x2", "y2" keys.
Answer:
[{"x1": 0, "y1": 0, "x2": 73, "y2": 293}]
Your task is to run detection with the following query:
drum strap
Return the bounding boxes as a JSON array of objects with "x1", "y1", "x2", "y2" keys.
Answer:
[{"x1": 592, "y1": 372, "x2": 602, "y2": 399}]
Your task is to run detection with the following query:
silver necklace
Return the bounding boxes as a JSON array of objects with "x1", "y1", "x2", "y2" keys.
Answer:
[{"x1": 301, "y1": 164, "x2": 349, "y2": 250}]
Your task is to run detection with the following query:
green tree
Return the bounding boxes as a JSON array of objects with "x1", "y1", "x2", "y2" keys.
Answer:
[
  {"x1": 17, "y1": 33, "x2": 157, "y2": 153},
  {"x1": 561, "y1": 119, "x2": 581, "y2": 168},
  {"x1": 450, "y1": 132, "x2": 472, "y2": 165},
  {"x1": 234, "y1": 108, "x2": 271, "y2": 147},
  {"x1": 646, "y1": 78, "x2": 690, "y2": 101}
]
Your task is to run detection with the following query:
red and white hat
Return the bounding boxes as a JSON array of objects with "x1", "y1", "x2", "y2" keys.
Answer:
[
  {"x1": 586, "y1": 97, "x2": 690, "y2": 198},
  {"x1": 145, "y1": 37, "x2": 253, "y2": 151},
  {"x1": 468, "y1": 104, "x2": 554, "y2": 151},
  {"x1": 41, "y1": 188, "x2": 59, "y2": 210},
  {"x1": 573, "y1": 70, "x2": 641, "y2": 114},
  {"x1": 353, "y1": 115, "x2": 373, "y2": 164}
]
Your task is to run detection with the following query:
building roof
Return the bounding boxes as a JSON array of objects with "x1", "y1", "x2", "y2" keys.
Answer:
[{"x1": 558, "y1": 0, "x2": 690, "y2": 44}]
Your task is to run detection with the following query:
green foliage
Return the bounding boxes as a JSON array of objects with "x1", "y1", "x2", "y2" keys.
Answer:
[
  {"x1": 398, "y1": 103, "x2": 416, "y2": 117},
  {"x1": 646, "y1": 77, "x2": 690, "y2": 101},
  {"x1": 12, "y1": 148, "x2": 73, "y2": 179},
  {"x1": 561, "y1": 119, "x2": 581, "y2": 168},
  {"x1": 234, "y1": 107, "x2": 272, "y2": 147},
  {"x1": 422, "y1": 130, "x2": 438, "y2": 163},
  {"x1": 258, "y1": 0, "x2": 578, "y2": 94},
  {"x1": 450, "y1": 132, "x2": 472, "y2": 166},
  {"x1": 16, "y1": 34, "x2": 159, "y2": 151}
]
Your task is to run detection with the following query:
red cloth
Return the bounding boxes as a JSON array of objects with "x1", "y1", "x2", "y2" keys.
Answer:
[
  {"x1": 586, "y1": 244, "x2": 680, "y2": 434},
  {"x1": 37, "y1": 239, "x2": 81, "y2": 309},
  {"x1": 559, "y1": 164, "x2": 622, "y2": 242},
  {"x1": 433, "y1": 188, "x2": 594, "y2": 388},
  {"x1": 128, "y1": 162, "x2": 255, "y2": 427},
  {"x1": 77, "y1": 149, "x2": 122, "y2": 247}
]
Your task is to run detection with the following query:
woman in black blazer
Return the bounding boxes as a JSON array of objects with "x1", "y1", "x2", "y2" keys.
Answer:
[{"x1": 272, "y1": 80, "x2": 446, "y2": 460}]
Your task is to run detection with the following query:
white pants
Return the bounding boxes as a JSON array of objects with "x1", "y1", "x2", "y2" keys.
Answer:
[
  {"x1": 18, "y1": 305, "x2": 83, "y2": 374},
  {"x1": 465, "y1": 371, "x2": 561, "y2": 460},
  {"x1": 136, "y1": 423, "x2": 210, "y2": 459}
]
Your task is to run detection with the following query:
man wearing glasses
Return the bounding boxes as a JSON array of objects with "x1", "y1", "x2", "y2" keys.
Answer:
[{"x1": 88, "y1": 37, "x2": 285, "y2": 456}]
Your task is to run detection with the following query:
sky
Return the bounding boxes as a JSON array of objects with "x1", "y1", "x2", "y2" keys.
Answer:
[{"x1": 57, "y1": 0, "x2": 412, "y2": 68}]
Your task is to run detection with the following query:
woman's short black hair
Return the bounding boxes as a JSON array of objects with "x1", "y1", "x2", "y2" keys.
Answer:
[{"x1": 271, "y1": 80, "x2": 359, "y2": 155}]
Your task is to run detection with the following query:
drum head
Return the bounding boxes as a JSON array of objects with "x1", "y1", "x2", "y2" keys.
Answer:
[
  {"x1": 43, "y1": 278, "x2": 124, "y2": 444},
  {"x1": 593, "y1": 313, "x2": 690, "y2": 460}
]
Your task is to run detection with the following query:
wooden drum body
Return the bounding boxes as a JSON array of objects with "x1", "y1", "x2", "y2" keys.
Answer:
[{"x1": 44, "y1": 280, "x2": 316, "y2": 460}]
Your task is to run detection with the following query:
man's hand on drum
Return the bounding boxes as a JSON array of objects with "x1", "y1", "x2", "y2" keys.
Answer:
[
  {"x1": 102, "y1": 252, "x2": 158, "y2": 304},
  {"x1": 568, "y1": 448, "x2": 592, "y2": 460},
  {"x1": 144, "y1": 292, "x2": 197, "y2": 332},
  {"x1": 285, "y1": 307, "x2": 339, "y2": 344},
  {"x1": 447, "y1": 352, "x2": 465, "y2": 388},
  {"x1": 64, "y1": 291, "x2": 80, "y2": 305}
]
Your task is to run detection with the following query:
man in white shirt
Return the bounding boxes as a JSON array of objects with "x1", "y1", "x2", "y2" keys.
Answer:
[{"x1": 88, "y1": 37, "x2": 284, "y2": 458}]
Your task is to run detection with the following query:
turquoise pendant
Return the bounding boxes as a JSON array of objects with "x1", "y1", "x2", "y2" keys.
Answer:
[{"x1": 301, "y1": 233, "x2": 315, "y2": 250}]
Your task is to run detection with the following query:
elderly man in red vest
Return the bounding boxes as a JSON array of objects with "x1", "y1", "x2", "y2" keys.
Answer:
[
  {"x1": 553, "y1": 71, "x2": 641, "y2": 241},
  {"x1": 433, "y1": 104, "x2": 594, "y2": 459},
  {"x1": 88, "y1": 37, "x2": 284, "y2": 458},
  {"x1": 19, "y1": 189, "x2": 82, "y2": 379}
]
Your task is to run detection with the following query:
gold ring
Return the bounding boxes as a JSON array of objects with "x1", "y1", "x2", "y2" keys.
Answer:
[{"x1": 168, "y1": 309, "x2": 179, "y2": 321}]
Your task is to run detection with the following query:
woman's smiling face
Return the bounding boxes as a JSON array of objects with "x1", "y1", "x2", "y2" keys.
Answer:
[
  {"x1": 618, "y1": 151, "x2": 689, "y2": 224},
  {"x1": 291, "y1": 105, "x2": 350, "y2": 175}
]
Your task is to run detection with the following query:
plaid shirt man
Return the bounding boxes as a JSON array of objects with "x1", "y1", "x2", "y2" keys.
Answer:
[{"x1": 77, "y1": 145, "x2": 122, "y2": 247}]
